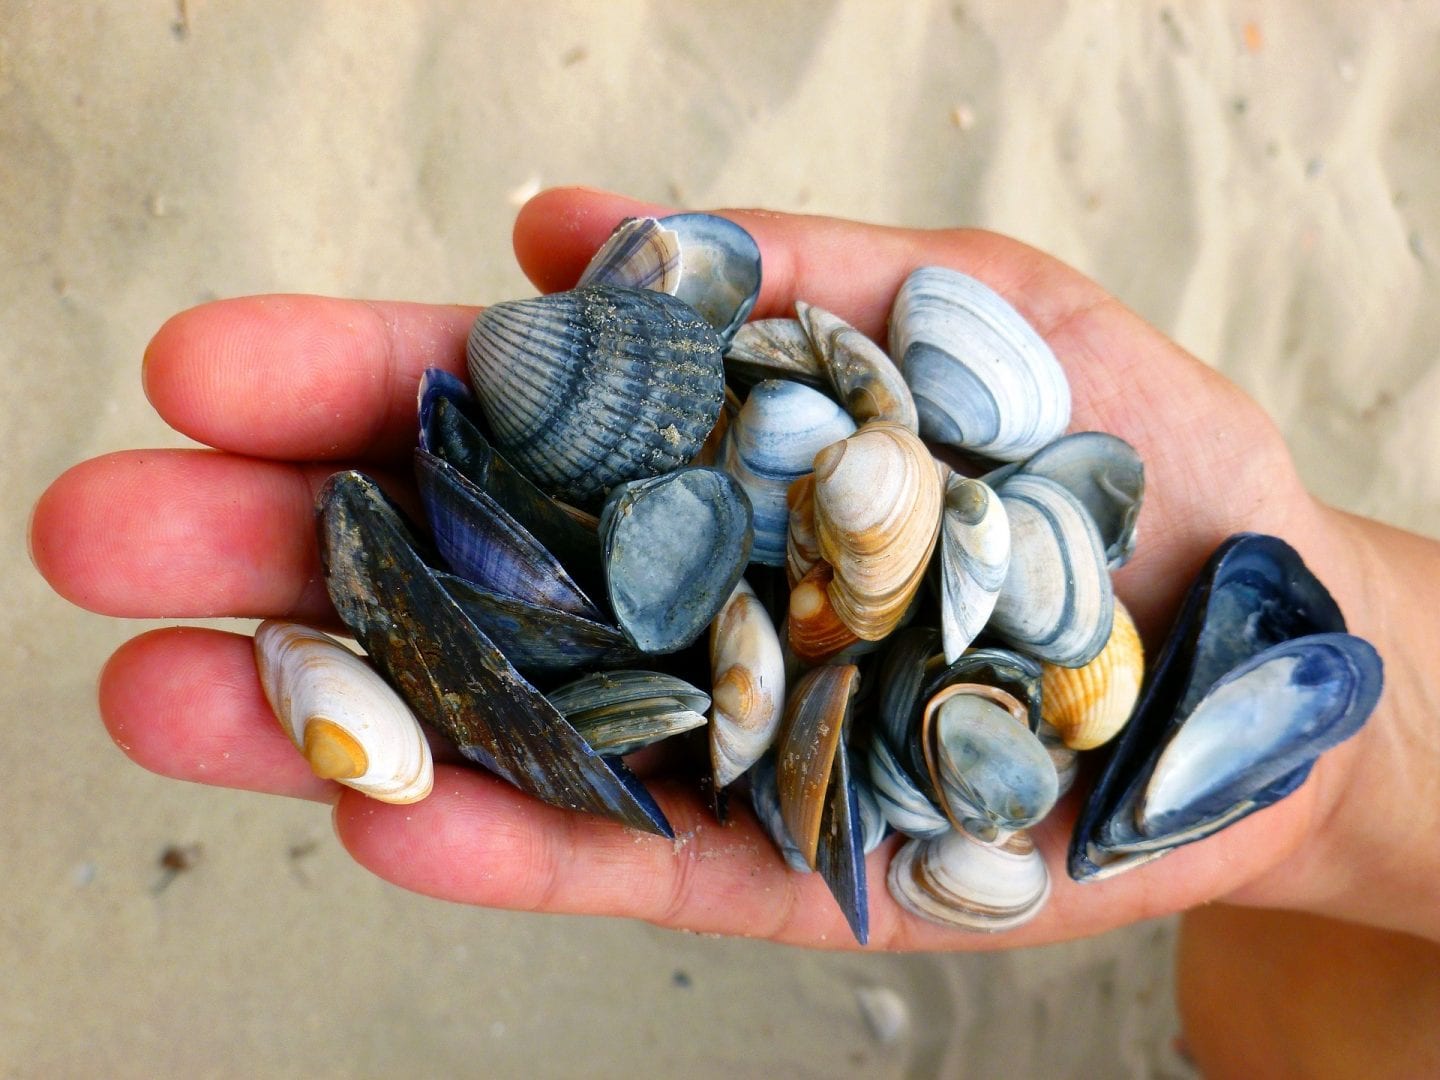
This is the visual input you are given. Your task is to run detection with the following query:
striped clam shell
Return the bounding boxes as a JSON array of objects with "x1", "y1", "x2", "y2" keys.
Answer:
[
  {"x1": 988, "y1": 473, "x2": 1114, "y2": 668},
  {"x1": 938, "y1": 474, "x2": 1010, "y2": 662},
  {"x1": 796, "y1": 301, "x2": 918, "y2": 432},
  {"x1": 1041, "y1": 599, "x2": 1144, "y2": 751},
  {"x1": 889, "y1": 267, "x2": 1070, "y2": 462},
  {"x1": 888, "y1": 829, "x2": 1050, "y2": 933},
  {"x1": 576, "y1": 217, "x2": 683, "y2": 294},
  {"x1": 466, "y1": 286, "x2": 725, "y2": 508}
]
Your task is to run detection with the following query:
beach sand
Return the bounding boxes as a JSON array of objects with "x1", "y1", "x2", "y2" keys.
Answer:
[{"x1": 4, "y1": 3, "x2": 1436, "y2": 1076}]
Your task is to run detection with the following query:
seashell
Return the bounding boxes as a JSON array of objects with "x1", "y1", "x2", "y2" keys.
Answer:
[
  {"x1": 709, "y1": 578, "x2": 786, "y2": 788},
  {"x1": 784, "y1": 473, "x2": 821, "y2": 588},
  {"x1": 938, "y1": 475, "x2": 1010, "y2": 662},
  {"x1": 419, "y1": 381, "x2": 604, "y2": 595},
  {"x1": 785, "y1": 561, "x2": 860, "y2": 665},
  {"x1": 1037, "y1": 721, "x2": 1080, "y2": 798},
  {"x1": 989, "y1": 472, "x2": 1114, "y2": 668},
  {"x1": 815, "y1": 735, "x2": 869, "y2": 945},
  {"x1": 919, "y1": 685, "x2": 1058, "y2": 842},
  {"x1": 888, "y1": 829, "x2": 1050, "y2": 933},
  {"x1": 659, "y1": 212, "x2": 762, "y2": 344},
  {"x1": 415, "y1": 448, "x2": 603, "y2": 621},
  {"x1": 866, "y1": 734, "x2": 950, "y2": 839},
  {"x1": 721, "y1": 379, "x2": 856, "y2": 566},
  {"x1": 254, "y1": 620, "x2": 434, "y2": 804},
  {"x1": 546, "y1": 670, "x2": 709, "y2": 757},
  {"x1": 811, "y1": 421, "x2": 944, "y2": 641},
  {"x1": 318, "y1": 470, "x2": 672, "y2": 837},
  {"x1": 1041, "y1": 599, "x2": 1143, "y2": 750},
  {"x1": 599, "y1": 467, "x2": 752, "y2": 654},
  {"x1": 854, "y1": 770, "x2": 889, "y2": 854},
  {"x1": 875, "y1": 626, "x2": 945, "y2": 750},
  {"x1": 796, "y1": 301, "x2": 918, "y2": 432},
  {"x1": 1070, "y1": 534, "x2": 1383, "y2": 882},
  {"x1": 747, "y1": 754, "x2": 811, "y2": 874},
  {"x1": 466, "y1": 285, "x2": 725, "y2": 508},
  {"x1": 1013, "y1": 432, "x2": 1144, "y2": 569},
  {"x1": 417, "y1": 367, "x2": 476, "y2": 456},
  {"x1": 577, "y1": 216, "x2": 683, "y2": 294},
  {"x1": 690, "y1": 384, "x2": 741, "y2": 469},
  {"x1": 889, "y1": 266, "x2": 1070, "y2": 462},
  {"x1": 725, "y1": 318, "x2": 828, "y2": 390}
]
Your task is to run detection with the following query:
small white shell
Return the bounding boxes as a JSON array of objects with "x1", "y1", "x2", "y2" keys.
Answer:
[
  {"x1": 890, "y1": 267, "x2": 1070, "y2": 462},
  {"x1": 709, "y1": 579, "x2": 786, "y2": 788},
  {"x1": 887, "y1": 829, "x2": 1050, "y2": 932},
  {"x1": 254, "y1": 621, "x2": 433, "y2": 804},
  {"x1": 796, "y1": 301, "x2": 919, "y2": 432},
  {"x1": 989, "y1": 473, "x2": 1114, "y2": 668},
  {"x1": 939, "y1": 475, "x2": 1010, "y2": 662}
]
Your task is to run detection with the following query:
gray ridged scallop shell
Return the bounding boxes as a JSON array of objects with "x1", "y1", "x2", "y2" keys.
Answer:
[
  {"x1": 796, "y1": 301, "x2": 918, "y2": 432},
  {"x1": 888, "y1": 829, "x2": 1050, "y2": 933},
  {"x1": 720, "y1": 379, "x2": 856, "y2": 566},
  {"x1": 989, "y1": 473, "x2": 1114, "y2": 668},
  {"x1": 939, "y1": 475, "x2": 1010, "y2": 663},
  {"x1": 889, "y1": 267, "x2": 1070, "y2": 462},
  {"x1": 466, "y1": 286, "x2": 725, "y2": 508}
]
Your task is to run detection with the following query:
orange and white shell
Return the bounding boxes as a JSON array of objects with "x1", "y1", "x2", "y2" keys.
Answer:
[
  {"x1": 709, "y1": 579, "x2": 786, "y2": 788},
  {"x1": 1040, "y1": 600, "x2": 1144, "y2": 750},
  {"x1": 254, "y1": 620, "x2": 433, "y2": 803}
]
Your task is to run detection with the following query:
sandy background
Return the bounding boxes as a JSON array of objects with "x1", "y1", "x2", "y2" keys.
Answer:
[{"x1": 5, "y1": 2, "x2": 1437, "y2": 1077}]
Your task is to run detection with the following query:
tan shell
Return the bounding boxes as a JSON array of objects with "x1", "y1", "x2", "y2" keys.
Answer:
[
  {"x1": 709, "y1": 579, "x2": 786, "y2": 788},
  {"x1": 775, "y1": 664, "x2": 860, "y2": 868},
  {"x1": 811, "y1": 422, "x2": 944, "y2": 641},
  {"x1": 784, "y1": 473, "x2": 821, "y2": 588},
  {"x1": 253, "y1": 620, "x2": 433, "y2": 803},
  {"x1": 796, "y1": 301, "x2": 919, "y2": 432},
  {"x1": 787, "y1": 561, "x2": 861, "y2": 665},
  {"x1": 1041, "y1": 599, "x2": 1144, "y2": 750}
]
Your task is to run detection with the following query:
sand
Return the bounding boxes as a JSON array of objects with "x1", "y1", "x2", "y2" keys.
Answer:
[{"x1": 4, "y1": 2, "x2": 1436, "y2": 1076}]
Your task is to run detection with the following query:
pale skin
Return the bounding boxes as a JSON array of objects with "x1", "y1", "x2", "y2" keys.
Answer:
[{"x1": 30, "y1": 188, "x2": 1440, "y2": 1068}]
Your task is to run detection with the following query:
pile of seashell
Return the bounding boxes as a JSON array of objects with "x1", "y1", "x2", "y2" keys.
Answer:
[{"x1": 253, "y1": 214, "x2": 1383, "y2": 946}]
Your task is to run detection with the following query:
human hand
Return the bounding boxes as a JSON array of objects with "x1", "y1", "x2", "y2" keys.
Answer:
[{"x1": 31, "y1": 187, "x2": 1439, "y2": 949}]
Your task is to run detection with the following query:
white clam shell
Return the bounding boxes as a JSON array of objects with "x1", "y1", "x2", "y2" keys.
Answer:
[
  {"x1": 720, "y1": 379, "x2": 856, "y2": 566},
  {"x1": 254, "y1": 621, "x2": 433, "y2": 804},
  {"x1": 887, "y1": 829, "x2": 1050, "y2": 932},
  {"x1": 889, "y1": 267, "x2": 1070, "y2": 462},
  {"x1": 709, "y1": 578, "x2": 786, "y2": 788},
  {"x1": 939, "y1": 475, "x2": 1010, "y2": 663},
  {"x1": 989, "y1": 473, "x2": 1114, "y2": 668},
  {"x1": 796, "y1": 301, "x2": 919, "y2": 432}
]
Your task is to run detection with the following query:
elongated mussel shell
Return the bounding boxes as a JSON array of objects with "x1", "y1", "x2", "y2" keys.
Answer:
[
  {"x1": 1041, "y1": 598, "x2": 1143, "y2": 751},
  {"x1": 709, "y1": 578, "x2": 786, "y2": 788},
  {"x1": 547, "y1": 670, "x2": 709, "y2": 756},
  {"x1": 1070, "y1": 533, "x2": 1383, "y2": 882},
  {"x1": 318, "y1": 470, "x2": 672, "y2": 837},
  {"x1": 796, "y1": 301, "x2": 918, "y2": 432},
  {"x1": 725, "y1": 318, "x2": 828, "y2": 390},
  {"x1": 888, "y1": 829, "x2": 1050, "y2": 933},
  {"x1": 466, "y1": 285, "x2": 725, "y2": 508},
  {"x1": 1013, "y1": 432, "x2": 1144, "y2": 568},
  {"x1": 889, "y1": 267, "x2": 1070, "y2": 462},
  {"x1": 939, "y1": 475, "x2": 1010, "y2": 662},
  {"x1": 989, "y1": 472, "x2": 1114, "y2": 668},
  {"x1": 599, "y1": 467, "x2": 752, "y2": 654},
  {"x1": 254, "y1": 621, "x2": 434, "y2": 804},
  {"x1": 721, "y1": 379, "x2": 856, "y2": 566}
]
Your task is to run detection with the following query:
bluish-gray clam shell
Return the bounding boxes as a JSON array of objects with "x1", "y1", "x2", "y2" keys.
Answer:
[
  {"x1": 989, "y1": 473, "x2": 1114, "y2": 668},
  {"x1": 599, "y1": 467, "x2": 752, "y2": 654},
  {"x1": 466, "y1": 285, "x2": 725, "y2": 508},
  {"x1": 875, "y1": 626, "x2": 943, "y2": 751},
  {"x1": 867, "y1": 734, "x2": 950, "y2": 840},
  {"x1": 1069, "y1": 533, "x2": 1384, "y2": 882},
  {"x1": 576, "y1": 217, "x2": 682, "y2": 293},
  {"x1": 1037, "y1": 721, "x2": 1080, "y2": 798},
  {"x1": 546, "y1": 670, "x2": 709, "y2": 757},
  {"x1": 317, "y1": 470, "x2": 671, "y2": 837},
  {"x1": 926, "y1": 692, "x2": 1059, "y2": 841},
  {"x1": 724, "y1": 318, "x2": 828, "y2": 390},
  {"x1": 720, "y1": 379, "x2": 856, "y2": 566},
  {"x1": 748, "y1": 754, "x2": 811, "y2": 874},
  {"x1": 888, "y1": 829, "x2": 1050, "y2": 933},
  {"x1": 415, "y1": 449, "x2": 603, "y2": 621},
  {"x1": 854, "y1": 770, "x2": 889, "y2": 855},
  {"x1": 661, "y1": 213, "x2": 762, "y2": 344},
  {"x1": 889, "y1": 267, "x2": 1070, "y2": 462},
  {"x1": 939, "y1": 475, "x2": 1010, "y2": 662},
  {"x1": 1014, "y1": 432, "x2": 1144, "y2": 569}
]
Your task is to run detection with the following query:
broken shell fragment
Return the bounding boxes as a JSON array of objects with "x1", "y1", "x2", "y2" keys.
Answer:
[
  {"x1": 725, "y1": 318, "x2": 828, "y2": 390},
  {"x1": 253, "y1": 620, "x2": 433, "y2": 804}
]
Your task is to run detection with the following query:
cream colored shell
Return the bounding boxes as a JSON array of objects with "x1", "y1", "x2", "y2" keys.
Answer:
[
  {"x1": 1040, "y1": 600, "x2": 1144, "y2": 750},
  {"x1": 254, "y1": 620, "x2": 433, "y2": 803},
  {"x1": 796, "y1": 301, "x2": 919, "y2": 432},
  {"x1": 709, "y1": 578, "x2": 786, "y2": 788}
]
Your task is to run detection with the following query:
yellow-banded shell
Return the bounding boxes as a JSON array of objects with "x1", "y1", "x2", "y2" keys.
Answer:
[{"x1": 1041, "y1": 599, "x2": 1144, "y2": 750}]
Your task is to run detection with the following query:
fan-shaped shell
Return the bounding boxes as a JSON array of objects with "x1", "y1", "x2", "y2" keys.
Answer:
[
  {"x1": 254, "y1": 621, "x2": 433, "y2": 804},
  {"x1": 466, "y1": 285, "x2": 725, "y2": 507},
  {"x1": 811, "y1": 421, "x2": 944, "y2": 641},
  {"x1": 796, "y1": 301, "x2": 918, "y2": 432},
  {"x1": 721, "y1": 379, "x2": 856, "y2": 566},
  {"x1": 889, "y1": 267, "x2": 1070, "y2": 461},
  {"x1": 1041, "y1": 599, "x2": 1143, "y2": 750},
  {"x1": 989, "y1": 473, "x2": 1114, "y2": 668},
  {"x1": 888, "y1": 829, "x2": 1050, "y2": 932},
  {"x1": 939, "y1": 475, "x2": 1010, "y2": 662},
  {"x1": 709, "y1": 578, "x2": 786, "y2": 788}
]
